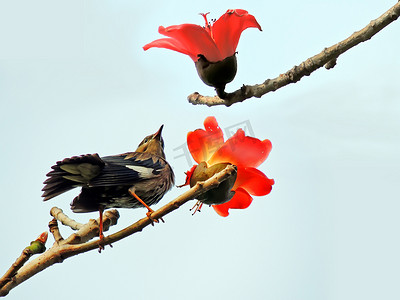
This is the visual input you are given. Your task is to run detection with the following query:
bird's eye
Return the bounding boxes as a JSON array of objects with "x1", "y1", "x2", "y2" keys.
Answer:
[
  {"x1": 138, "y1": 136, "x2": 151, "y2": 148},
  {"x1": 143, "y1": 136, "x2": 153, "y2": 143}
]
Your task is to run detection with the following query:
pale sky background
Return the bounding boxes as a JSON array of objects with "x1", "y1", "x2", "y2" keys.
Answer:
[{"x1": 1, "y1": 1, "x2": 399, "y2": 299}]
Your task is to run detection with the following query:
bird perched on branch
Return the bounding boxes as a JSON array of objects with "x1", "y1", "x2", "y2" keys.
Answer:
[{"x1": 42, "y1": 125, "x2": 174, "y2": 245}]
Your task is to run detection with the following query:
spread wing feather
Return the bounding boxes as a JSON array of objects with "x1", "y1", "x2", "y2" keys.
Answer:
[
  {"x1": 42, "y1": 152, "x2": 166, "y2": 201},
  {"x1": 89, "y1": 154, "x2": 164, "y2": 187},
  {"x1": 42, "y1": 154, "x2": 104, "y2": 200}
]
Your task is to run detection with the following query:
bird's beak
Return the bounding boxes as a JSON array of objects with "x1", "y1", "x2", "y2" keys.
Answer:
[{"x1": 154, "y1": 125, "x2": 164, "y2": 140}]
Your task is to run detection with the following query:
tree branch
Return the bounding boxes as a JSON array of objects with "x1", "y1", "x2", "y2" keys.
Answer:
[
  {"x1": 187, "y1": 1, "x2": 400, "y2": 107},
  {"x1": 0, "y1": 233, "x2": 48, "y2": 290},
  {"x1": 0, "y1": 165, "x2": 237, "y2": 297},
  {"x1": 50, "y1": 207, "x2": 84, "y2": 230}
]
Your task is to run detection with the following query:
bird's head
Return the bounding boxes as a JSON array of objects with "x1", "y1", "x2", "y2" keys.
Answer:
[{"x1": 136, "y1": 125, "x2": 166, "y2": 158}]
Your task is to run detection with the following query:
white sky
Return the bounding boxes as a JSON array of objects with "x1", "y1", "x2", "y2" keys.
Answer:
[{"x1": 0, "y1": 1, "x2": 399, "y2": 299}]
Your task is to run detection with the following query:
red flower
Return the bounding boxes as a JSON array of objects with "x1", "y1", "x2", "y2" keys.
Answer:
[
  {"x1": 143, "y1": 9, "x2": 261, "y2": 62},
  {"x1": 143, "y1": 9, "x2": 262, "y2": 94},
  {"x1": 182, "y1": 116, "x2": 274, "y2": 217}
]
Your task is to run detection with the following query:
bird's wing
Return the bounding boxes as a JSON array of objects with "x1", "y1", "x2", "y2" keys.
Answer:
[
  {"x1": 42, "y1": 153, "x2": 105, "y2": 200},
  {"x1": 88, "y1": 152, "x2": 165, "y2": 187}
]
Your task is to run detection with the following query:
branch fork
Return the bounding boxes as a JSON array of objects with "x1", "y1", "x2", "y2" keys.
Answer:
[{"x1": 0, "y1": 165, "x2": 237, "y2": 296}]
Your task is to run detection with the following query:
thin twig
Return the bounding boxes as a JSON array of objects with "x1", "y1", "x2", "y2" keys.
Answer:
[
  {"x1": 48, "y1": 218, "x2": 63, "y2": 243},
  {"x1": 0, "y1": 233, "x2": 48, "y2": 290},
  {"x1": 0, "y1": 249, "x2": 32, "y2": 290},
  {"x1": 187, "y1": 1, "x2": 400, "y2": 106},
  {"x1": 50, "y1": 207, "x2": 84, "y2": 230},
  {"x1": 0, "y1": 165, "x2": 237, "y2": 297}
]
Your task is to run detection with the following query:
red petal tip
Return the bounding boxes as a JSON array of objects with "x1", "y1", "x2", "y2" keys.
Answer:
[{"x1": 179, "y1": 165, "x2": 198, "y2": 187}]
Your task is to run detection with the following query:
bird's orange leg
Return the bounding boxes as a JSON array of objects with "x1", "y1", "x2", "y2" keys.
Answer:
[
  {"x1": 128, "y1": 188, "x2": 164, "y2": 224},
  {"x1": 98, "y1": 208, "x2": 105, "y2": 252}
]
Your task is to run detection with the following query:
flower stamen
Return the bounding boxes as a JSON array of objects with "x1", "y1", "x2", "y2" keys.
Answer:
[
  {"x1": 200, "y1": 12, "x2": 213, "y2": 39},
  {"x1": 190, "y1": 201, "x2": 203, "y2": 215}
]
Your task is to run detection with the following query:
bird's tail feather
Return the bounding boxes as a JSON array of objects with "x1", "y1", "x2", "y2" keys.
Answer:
[{"x1": 41, "y1": 154, "x2": 103, "y2": 201}]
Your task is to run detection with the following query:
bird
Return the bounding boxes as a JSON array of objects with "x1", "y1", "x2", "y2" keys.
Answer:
[{"x1": 42, "y1": 125, "x2": 174, "y2": 245}]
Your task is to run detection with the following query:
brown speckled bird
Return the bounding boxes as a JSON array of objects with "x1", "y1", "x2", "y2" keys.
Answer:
[{"x1": 42, "y1": 125, "x2": 174, "y2": 242}]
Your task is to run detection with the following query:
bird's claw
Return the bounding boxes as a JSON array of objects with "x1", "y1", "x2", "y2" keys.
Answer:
[{"x1": 146, "y1": 211, "x2": 165, "y2": 226}]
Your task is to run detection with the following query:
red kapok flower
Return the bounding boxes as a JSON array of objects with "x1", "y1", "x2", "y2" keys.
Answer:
[
  {"x1": 143, "y1": 9, "x2": 261, "y2": 62},
  {"x1": 143, "y1": 9, "x2": 262, "y2": 95},
  {"x1": 181, "y1": 116, "x2": 274, "y2": 217}
]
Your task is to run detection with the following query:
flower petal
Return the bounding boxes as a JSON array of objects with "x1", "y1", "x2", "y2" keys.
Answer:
[
  {"x1": 234, "y1": 166, "x2": 274, "y2": 196},
  {"x1": 149, "y1": 24, "x2": 224, "y2": 62},
  {"x1": 212, "y1": 9, "x2": 262, "y2": 59},
  {"x1": 143, "y1": 37, "x2": 195, "y2": 60},
  {"x1": 178, "y1": 165, "x2": 198, "y2": 187},
  {"x1": 208, "y1": 129, "x2": 272, "y2": 168},
  {"x1": 212, "y1": 187, "x2": 252, "y2": 217},
  {"x1": 187, "y1": 116, "x2": 224, "y2": 163}
]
